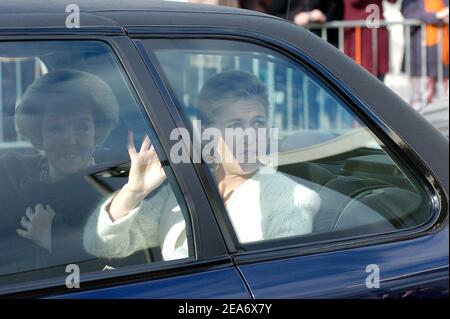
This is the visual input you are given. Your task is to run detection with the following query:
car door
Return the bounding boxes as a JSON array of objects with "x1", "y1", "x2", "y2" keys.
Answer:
[
  {"x1": 0, "y1": 29, "x2": 249, "y2": 299},
  {"x1": 134, "y1": 25, "x2": 448, "y2": 299}
]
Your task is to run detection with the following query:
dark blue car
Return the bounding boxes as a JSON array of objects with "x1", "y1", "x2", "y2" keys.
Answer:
[{"x1": 0, "y1": 0, "x2": 448, "y2": 299}]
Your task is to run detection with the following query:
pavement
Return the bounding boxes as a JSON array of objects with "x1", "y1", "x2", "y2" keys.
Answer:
[
  {"x1": 384, "y1": 73, "x2": 449, "y2": 137},
  {"x1": 419, "y1": 96, "x2": 449, "y2": 137}
]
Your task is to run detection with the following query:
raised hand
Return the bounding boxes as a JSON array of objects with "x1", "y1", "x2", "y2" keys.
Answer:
[
  {"x1": 294, "y1": 12, "x2": 310, "y2": 26},
  {"x1": 108, "y1": 132, "x2": 166, "y2": 221},
  {"x1": 310, "y1": 9, "x2": 327, "y2": 23},
  {"x1": 126, "y1": 131, "x2": 167, "y2": 197}
]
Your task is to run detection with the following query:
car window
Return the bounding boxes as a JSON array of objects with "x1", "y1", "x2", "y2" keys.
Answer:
[
  {"x1": 142, "y1": 38, "x2": 433, "y2": 250},
  {"x1": 0, "y1": 40, "x2": 193, "y2": 289}
]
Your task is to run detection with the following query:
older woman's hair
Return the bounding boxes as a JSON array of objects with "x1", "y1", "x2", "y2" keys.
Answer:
[
  {"x1": 197, "y1": 70, "x2": 269, "y2": 125},
  {"x1": 15, "y1": 69, "x2": 119, "y2": 149}
]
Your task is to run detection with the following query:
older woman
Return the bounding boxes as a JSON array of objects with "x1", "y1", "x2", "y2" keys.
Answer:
[
  {"x1": 0, "y1": 69, "x2": 118, "y2": 273},
  {"x1": 84, "y1": 70, "x2": 320, "y2": 261}
]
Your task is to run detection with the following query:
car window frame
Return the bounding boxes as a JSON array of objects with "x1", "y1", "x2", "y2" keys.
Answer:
[
  {"x1": 0, "y1": 33, "x2": 231, "y2": 297},
  {"x1": 133, "y1": 28, "x2": 448, "y2": 265}
]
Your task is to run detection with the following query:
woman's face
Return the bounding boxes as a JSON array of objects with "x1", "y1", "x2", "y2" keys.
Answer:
[
  {"x1": 211, "y1": 98, "x2": 268, "y2": 176},
  {"x1": 41, "y1": 106, "x2": 96, "y2": 176}
]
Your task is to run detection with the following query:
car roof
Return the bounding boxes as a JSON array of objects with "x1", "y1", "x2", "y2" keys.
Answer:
[
  {"x1": 1, "y1": 2, "x2": 446, "y2": 192},
  {"x1": 0, "y1": 0, "x2": 274, "y2": 31},
  {"x1": 0, "y1": 0, "x2": 264, "y2": 16}
]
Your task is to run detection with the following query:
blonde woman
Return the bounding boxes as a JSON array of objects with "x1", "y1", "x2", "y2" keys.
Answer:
[{"x1": 84, "y1": 70, "x2": 320, "y2": 261}]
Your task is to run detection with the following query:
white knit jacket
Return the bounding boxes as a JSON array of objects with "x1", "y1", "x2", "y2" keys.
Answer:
[{"x1": 83, "y1": 170, "x2": 321, "y2": 261}]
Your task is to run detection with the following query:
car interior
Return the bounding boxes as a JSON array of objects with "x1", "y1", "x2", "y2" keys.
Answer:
[
  {"x1": 0, "y1": 42, "x2": 165, "y2": 286},
  {"x1": 151, "y1": 45, "x2": 433, "y2": 250},
  {"x1": 0, "y1": 41, "x2": 433, "y2": 287},
  {"x1": 279, "y1": 148, "x2": 429, "y2": 234}
]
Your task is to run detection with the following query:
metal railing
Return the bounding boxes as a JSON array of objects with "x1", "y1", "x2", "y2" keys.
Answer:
[
  {"x1": 185, "y1": 54, "x2": 356, "y2": 136},
  {"x1": 180, "y1": 19, "x2": 448, "y2": 136},
  {"x1": 308, "y1": 19, "x2": 449, "y2": 106},
  {"x1": 1, "y1": 19, "x2": 448, "y2": 142}
]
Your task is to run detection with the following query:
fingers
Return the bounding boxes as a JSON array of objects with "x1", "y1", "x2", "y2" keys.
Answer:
[
  {"x1": 128, "y1": 132, "x2": 155, "y2": 162},
  {"x1": 26, "y1": 207, "x2": 34, "y2": 220},
  {"x1": 35, "y1": 203, "x2": 44, "y2": 214},
  {"x1": 18, "y1": 203, "x2": 55, "y2": 243},
  {"x1": 16, "y1": 228, "x2": 31, "y2": 239},
  {"x1": 140, "y1": 135, "x2": 151, "y2": 153},
  {"x1": 149, "y1": 144, "x2": 158, "y2": 160},
  {"x1": 18, "y1": 208, "x2": 32, "y2": 238},
  {"x1": 128, "y1": 131, "x2": 137, "y2": 158},
  {"x1": 46, "y1": 205, "x2": 56, "y2": 217},
  {"x1": 147, "y1": 146, "x2": 163, "y2": 171},
  {"x1": 21, "y1": 216, "x2": 31, "y2": 230}
]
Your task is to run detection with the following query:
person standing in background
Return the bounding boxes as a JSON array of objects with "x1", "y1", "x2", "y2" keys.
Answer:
[
  {"x1": 290, "y1": 0, "x2": 343, "y2": 48},
  {"x1": 343, "y1": 0, "x2": 398, "y2": 81},
  {"x1": 402, "y1": 0, "x2": 449, "y2": 109},
  {"x1": 238, "y1": 1, "x2": 343, "y2": 47}
]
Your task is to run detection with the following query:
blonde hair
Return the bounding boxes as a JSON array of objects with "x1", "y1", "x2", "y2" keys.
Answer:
[{"x1": 197, "y1": 70, "x2": 269, "y2": 126}]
